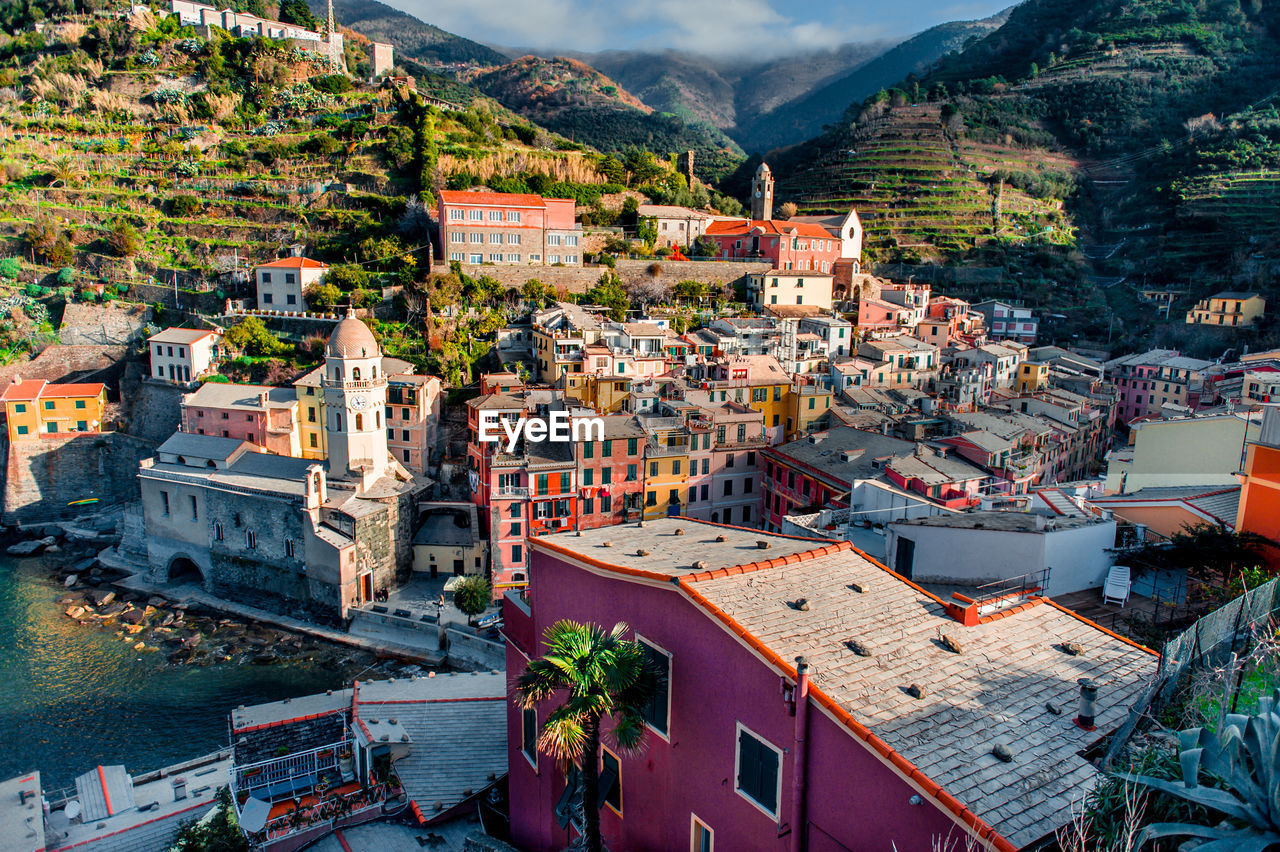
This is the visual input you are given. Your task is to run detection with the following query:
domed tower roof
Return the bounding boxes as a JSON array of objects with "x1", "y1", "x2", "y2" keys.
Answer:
[
  {"x1": 326, "y1": 309, "x2": 379, "y2": 358},
  {"x1": 755, "y1": 161, "x2": 772, "y2": 178}
]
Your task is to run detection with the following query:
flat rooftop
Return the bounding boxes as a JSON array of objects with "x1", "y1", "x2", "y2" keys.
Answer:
[
  {"x1": 0, "y1": 772, "x2": 44, "y2": 852},
  {"x1": 895, "y1": 510, "x2": 1099, "y2": 532},
  {"x1": 534, "y1": 517, "x2": 836, "y2": 578}
]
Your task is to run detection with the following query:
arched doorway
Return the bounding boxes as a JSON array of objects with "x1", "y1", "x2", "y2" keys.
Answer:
[{"x1": 167, "y1": 556, "x2": 203, "y2": 586}]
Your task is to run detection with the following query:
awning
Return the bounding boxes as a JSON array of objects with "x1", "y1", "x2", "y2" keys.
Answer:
[{"x1": 239, "y1": 797, "x2": 271, "y2": 833}]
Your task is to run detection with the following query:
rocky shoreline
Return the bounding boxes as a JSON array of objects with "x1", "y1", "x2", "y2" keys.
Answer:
[{"x1": 7, "y1": 521, "x2": 431, "y2": 680}]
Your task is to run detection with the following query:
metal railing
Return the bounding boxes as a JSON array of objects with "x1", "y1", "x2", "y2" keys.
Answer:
[
  {"x1": 232, "y1": 737, "x2": 351, "y2": 805},
  {"x1": 496, "y1": 486, "x2": 531, "y2": 498}
]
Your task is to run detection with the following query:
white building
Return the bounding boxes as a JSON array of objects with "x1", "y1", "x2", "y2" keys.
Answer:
[
  {"x1": 637, "y1": 204, "x2": 716, "y2": 249},
  {"x1": 255, "y1": 257, "x2": 329, "y2": 310},
  {"x1": 148, "y1": 327, "x2": 222, "y2": 384},
  {"x1": 885, "y1": 510, "x2": 1117, "y2": 597},
  {"x1": 748, "y1": 270, "x2": 834, "y2": 310}
]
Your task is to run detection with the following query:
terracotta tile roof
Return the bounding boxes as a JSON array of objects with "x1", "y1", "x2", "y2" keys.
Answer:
[
  {"x1": 705, "y1": 218, "x2": 835, "y2": 240},
  {"x1": 533, "y1": 518, "x2": 1157, "y2": 850},
  {"x1": 439, "y1": 189, "x2": 547, "y2": 208},
  {"x1": 256, "y1": 256, "x2": 329, "y2": 269},
  {"x1": 0, "y1": 380, "x2": 105, "y2": 401}
]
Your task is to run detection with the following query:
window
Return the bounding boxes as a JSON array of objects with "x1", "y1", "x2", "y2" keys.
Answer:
[
  {"x1": 547, "y1": 234, "x2": 562, "y2": 246},
  {"x1": 600, "y1": 749, "x2": 622, "y2": 814},
  {"x1": 646, "y1": 491, "x2": 657, "y2": 506},
  {"x1": 537, "y1": 473, "x2": 548, "y2": 494},
  {"x1": 736, "y1": 724, "x2": 781, "y2": 818},
  {"x1": 449, "y1": 209, "x2": 464, "y2": 220},
  {"x1": 726, "y1": 453, "x2": 735, "y2": 469},
  {"x1": 75, "y1": 399, "x2": 86, "y2": 409},
  {"x1": 189, "y1": 495, "x2": 198, "y2": 521},
  {"x1": 745, "y1": 478, "x2": 753, "y2": 493},
  {"x1": 263, "y1": 292, "x2": 273, "y2": 304},
  {"x1": 76, "y1": 420, "x2": 87, "y2": 431},
  {"x1": 468, "y1": 209, "x2": 483, "y2": 220},
  {"x1": 521, "y1": 707, "x2": 538, "y2": 767},
  {"x1": 43, "y1": 401, "x2": 53, "y2": 410},
  {"x1": 507, "y1": 211, "x2": 522, "y2": 222},
  {"x1": 638, "y1": 638, "x2": 670, "y2": 736},
  {"x1": 470, "y1": 232, "x2": 483, "y2": 243},
  {"x1": 160, "y1": 490, "x2": 170, "y2": 516},
  {"x1": 450, "y1": 232, "x2": 464, "y2": 243},
  {"x1": 723, "y1": 481, "x2": 733, "y2": 496},
  {"x1": 309, "y1": 433, "x2": 317, "y2": 448},
  {"x1": 560, "y1": 472, "x2": 571, "y2": 492},
  {"x1": 490, "y1": 233, "x2": 503, "y2": 244},
  {"x1": 583, "y1": 468, "x2": 594, "y2": 486},
  {"x1": 691, "y1": 816, "x2": 713, "y2": 852},
  {"x1": 489, "y1": 210, "x2": 502, "y2": 221},
  {"x1": 511, "y1": 503, "x2": 521, "y2": 518},
  {"x1": 402, "y1": 430, "x2": 409, "y2": 441},
  {"x1": 15, "y1": 425, "x2": 26, "y2": 435},
  {"x1": 672, "y1": 460, "x2": 681, "y2": 475},
  {"x1": 261, "y1": 272, "x2": 272, "y2": 283},
  {"x1": 650, "y1": 461, "x2": 658, "y2": 477},
  {"x1": 511, "y1": 544, "x2": 523, "y2": 563},
  {"x1": 669, "y1": 488, "x2": 679, "y2": 505},
  {"x1": 584, "y1": 442, "x2": 594, "y2": 459},
  {"x1": 246, "y1": 530, "x2": 257, "y2": 549},
  {"x1": 214, "y1": 522, "x2": 223, "y2": 541},
  {"x1": 628, "y1": 438, "x2": 638, "y2": 455},
  {"x1": 13, "y1": 403, "x2": 24, "y2": 414},
  {"x1": 285, "y1": 539, "x2": 295, "y2": 557},
  {"x1": 601, "y1": 494, "x2": 612, "y2": 512},
  {"x1": 308, "y1": 407, "x2": 316, "y2": 423},
  {"x1": 626, "y1": 464, "x2": 637, "y2": 482}
]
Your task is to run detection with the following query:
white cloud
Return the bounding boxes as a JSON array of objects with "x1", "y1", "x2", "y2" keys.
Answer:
[{"x1": 379, "y1": 0, "x2": 885, "y2": 58}]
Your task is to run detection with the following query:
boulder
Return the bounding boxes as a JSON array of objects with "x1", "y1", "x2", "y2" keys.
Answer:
[
  {"x1": 119, "y1": 608, "x2": 147, "y2": 625},
  {"x1": 73, "y1": 558, "x2": 97, "y2": 573},
  {"x1": 7, "y1": 539, "x2": 47, "y2": 557},
  {"x1": 146, "y1": 596, "x2": 167, "y2": 608},
  {"x1": 45, "y1": 545, "x2": 61, "y2": 554},
  {"x1": 41, "y1": 525, "x2": 64, "y2": 539},
  {"x1": 64, "y1": 574, "x2": 78, "y2": 587},
  {"x1": 98, "y1": 601, "x2": 127, "y2": 617},
  {"x1": 87, "y1": 589, "x2": 116, "y2": 607},
  {"x1": 65, "y1": 605, "x2": 86, "y2": 619}
]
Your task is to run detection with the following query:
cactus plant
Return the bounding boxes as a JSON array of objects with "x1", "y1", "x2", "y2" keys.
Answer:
[{"x1": 1116, "y1": 689, "x2": 1280, "y2": 851}]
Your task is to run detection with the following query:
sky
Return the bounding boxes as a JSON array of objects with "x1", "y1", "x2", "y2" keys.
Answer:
[{"x1": 378, "y1": 0, "x2": 1012, "y2": 59}]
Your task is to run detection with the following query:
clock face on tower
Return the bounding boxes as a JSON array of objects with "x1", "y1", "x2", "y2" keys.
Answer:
[{"x1": 349, "y1": 395, "x2": 368, "y2": 411}]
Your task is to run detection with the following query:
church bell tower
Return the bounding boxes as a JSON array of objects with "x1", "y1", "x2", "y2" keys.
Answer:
[
  {"x1": 322, "y1": 310, "x2": 388, "y2": 484},
  {"x1": 751, "y1": 162, "x2": 774, "y2": 220}
]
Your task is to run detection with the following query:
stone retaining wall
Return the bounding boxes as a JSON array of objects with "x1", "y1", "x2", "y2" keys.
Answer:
[
  {"x1": 445, "y1": 625, "x2": 505, "y2": 671},
  {"x1": 2, "y1": 431, "x2": 154, "y2": 523},
  {"x1": 454, "y1": 258, "x2": 769, "y2": 295}
]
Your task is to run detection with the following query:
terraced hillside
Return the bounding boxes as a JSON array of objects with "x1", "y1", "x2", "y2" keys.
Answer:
[
  {"x1": 0, "y1": 19, "x2": 616, "y2": 294},
  {"x1": 781, "y1": 104, "x2": 1073, "y2": 262}
]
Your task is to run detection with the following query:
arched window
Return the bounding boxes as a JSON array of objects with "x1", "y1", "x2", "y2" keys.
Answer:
[
  {"x1": 312, "y1": 472, "x2": 321, "y2": 491},
  {"x1": 375, "y1": 410, "x2": 380, "y2": 428},
  {"x1": 372, "y1": 365, "x2": 378, "y2": 378},
  {"x1": 334, "y1": 366, "x2": 343, "y2": 381},
  {"x1": 335, "y1": 413, "x2": 342, "y2": 431},
  {"x1": 352, "y1": 367, "x2": 361, "y2": 381},
  {"x1": 355, "y1": 414, "x2": 364, "y2": 430}
]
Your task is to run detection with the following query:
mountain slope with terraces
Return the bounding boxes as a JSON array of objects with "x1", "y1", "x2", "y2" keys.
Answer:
[{"x1": 774, "y1": 0, "x2": 1280, "y2": 311}]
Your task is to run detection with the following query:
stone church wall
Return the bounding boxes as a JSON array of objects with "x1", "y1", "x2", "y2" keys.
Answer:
[{"x1": 3, "y1": 432, "x2": 155, "y2": 523}]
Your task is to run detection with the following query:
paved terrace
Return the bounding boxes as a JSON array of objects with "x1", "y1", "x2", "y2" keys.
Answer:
[{"x1": 538, "y1": 517, "x2": 836, "y2": 577}]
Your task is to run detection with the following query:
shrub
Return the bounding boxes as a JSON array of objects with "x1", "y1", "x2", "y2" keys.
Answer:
[
  {"x1": 224, "y1": 316, "x2": 289, "y2": 357},
  {"x1": 106, "y1": 218, "x2": 142, "y2": 257},
  {"x1": 171, "y1": 195, "x2": 202, "y2": 216},
  {"x1": 311, "y1": 74, "x2": 352, "y2": 95},
  {"x1": 0, "y1": 257, "x2": 19, "y2": 279},
  {"x1": 452, "y1": 574, "x2": 492, "y2": 616}
]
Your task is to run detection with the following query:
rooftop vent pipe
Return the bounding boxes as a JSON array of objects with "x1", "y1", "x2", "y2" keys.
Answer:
[{"x1": 1074, "y1": 678, "x2": 1098, "y2": 731}]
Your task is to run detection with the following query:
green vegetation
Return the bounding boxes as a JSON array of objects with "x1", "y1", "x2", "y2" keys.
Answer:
[
  {"x1": 516, "y1": 620, "x2": 659, "y2": 852},
  {"x1": 451, "y1": 574, "x2": 492, "y2": 616}
]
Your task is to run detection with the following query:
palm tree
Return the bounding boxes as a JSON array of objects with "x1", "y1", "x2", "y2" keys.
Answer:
[
  {"x1": 48, "y1": 155, "x2": 85, "y2": 189},
  {"x1": 516, "y1": 620, "x2": 657, "y2": 852}
]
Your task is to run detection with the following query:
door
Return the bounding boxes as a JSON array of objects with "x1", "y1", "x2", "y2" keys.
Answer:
[
  {"x1": 894, "y1": 536, "x2": 916, "y2": 579},
  {"x1": 360, "y1": 572, "x2": 372, "y2": 603}
]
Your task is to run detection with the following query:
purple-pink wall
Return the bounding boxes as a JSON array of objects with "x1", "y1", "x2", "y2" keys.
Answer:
[{"x1": 503, "y1": 550, "x2": 964, "y2": 851}]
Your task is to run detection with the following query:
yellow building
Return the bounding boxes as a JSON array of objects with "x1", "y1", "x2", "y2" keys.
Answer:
[
  {"x1": 642, "y1": 427, "x2": 689, "y2": 519},
  {"x1": 0, "y1": 380, "x2": 108, "y2": 441},
  {"x1": 787, "y1": 385, "x2": 832, "y2": 439},
  {"x1": 1015, "y1": 362, "x2": 1050, "y2": 393},
  {"x1": 293, "y1": 370, "x2": 328, "y2": 459},
  {"x1": 702, "y1": 355, "x2": 794, "y2": 442},
  {"x1": 1186, "y1": 291, "x2": 1266, "y2": 327}
]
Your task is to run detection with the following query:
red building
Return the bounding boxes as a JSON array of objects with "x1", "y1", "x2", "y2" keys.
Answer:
[
  {"x1": 438, "y1": 190, "x2": 582, "y2": 266},
  {"x1": 503, "y1": 518, "x2": 1157, "y2": 852},
  {"x1": 575, "y1": 415, "x2": 647, "y2": 529},
  {"x1": 704, "y1": 219, "x2": 841, "y2": 273}
]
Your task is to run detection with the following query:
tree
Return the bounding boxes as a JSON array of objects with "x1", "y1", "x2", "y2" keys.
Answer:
[
  {"x1": 777, "y1": 201, "x2": 797, "y2": 220},
  {"x1": 305, "y1": 281, "x2": 342, "y2": 310},
  {"x1": 673, "y1": 279, "x2": 709, "y2": 302},
  {"x1": 327, "y1": 264, "x2": 370, "y2": 291},
  {"x1": 277, "y1": 0, "x2": 316, "y2": 29},
  {"x1": 1133, "y1": 523, "x2": 1274, "y2": 605},
  {"x1": 0, "y1": 257, "x2": 19, "y2": 279},
  {"x1": 172, "y1": 787, "x2": 249, "y2": 851},
  {"x1": 582, "y1": 272, "x2": 629, "y2": 321},
  {"x1": 636, "y1": 216, "x2": 658, "y2": 247},
  {"x1": 626, "y1": 276, "x2": 669, "y2": 308},
  {"x1": 106, "y1": 218, "x2": 142, "y2": 257},
  {"x1": 452, "y1": 574, "x2": 491, "y2": 616},
  {"x1": 691, "y1": 235, "x2": 718, "y2": 258},
  {"x1": 224, "y1": 317, "x2": 288, "y2": 357},
  {"x1": 516, "y1": 620, "x2": 657, "y2": 852}
]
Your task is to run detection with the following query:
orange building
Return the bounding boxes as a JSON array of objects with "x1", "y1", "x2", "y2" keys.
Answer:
[
  {"x1": 1236, "y1": 407, "x2": 1280, "y2": 569},
  {"x1": 0, "y1": 379, "x2": 108, "y2": 441}
]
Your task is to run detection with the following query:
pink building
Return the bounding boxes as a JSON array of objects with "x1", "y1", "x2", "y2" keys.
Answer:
[
  {"x1": 182, "y1": 383, "x2": 299, "y2": 456},
  {"x1": 385, "y1": 373, "x2": 442, "y2": 474},
  {"x1": 704, "y1": 219, "x2": 841, "y2": 272},
  {"x1": 504, "y1": 519, "x2": 1156, "y2": 852},
  {"x1": 438, "y1": 190, "x2": 582, "y2": 266},
  {"x1": 1104, "y1": 349, "x2": 1213, "y2": 424},
  {"x1": 855, "y1": 297, "x2": 914, "y2": 337},
  {"x1": 575, "y1": 415, "x2": 647, "y2": 530}
]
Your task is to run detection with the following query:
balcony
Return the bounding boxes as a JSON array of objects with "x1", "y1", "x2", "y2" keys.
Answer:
[
  {"x1": 496, "y1": 485, "x2": 531, "y2": 498},
  {"x1": 324, "y1": 377, "x2": 387, "y2": 391}
]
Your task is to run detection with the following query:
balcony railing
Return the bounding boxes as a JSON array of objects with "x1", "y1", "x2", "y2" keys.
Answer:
[
  {"x1": 232, "y1": 737, "x2": 352, "y2": 805},
  {"x1": 497, "y1": 486, "x2": 531, "y2": 498},
  {"x1": 324, "y1": 378, "x2": 387, "y2": 390}
]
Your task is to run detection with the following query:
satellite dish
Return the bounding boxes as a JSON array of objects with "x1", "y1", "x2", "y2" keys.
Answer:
[{"x1": 65, "y1": 801, "x2": 82, "y2": 822}]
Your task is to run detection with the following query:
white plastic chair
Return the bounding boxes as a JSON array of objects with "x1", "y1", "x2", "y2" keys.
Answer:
[{"x1": 1103, "y1": 565, "x2": 1131, "y2": 607}]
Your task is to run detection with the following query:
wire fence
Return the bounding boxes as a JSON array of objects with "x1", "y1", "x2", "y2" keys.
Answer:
[{"x1": 1100, "y1": 577, "x2": 1280, "y2": 768}]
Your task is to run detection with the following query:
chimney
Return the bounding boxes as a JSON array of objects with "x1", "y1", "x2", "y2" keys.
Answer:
[
  {"x1": 1074, "y1": 679, "x2": 1098, "y2": 731},
  {"x1": 1035, "y1": 514, "x2": 1046, "y2": 531},
  {"x1": 172, "y1": 777, "x2": 187, "y2": 801}
]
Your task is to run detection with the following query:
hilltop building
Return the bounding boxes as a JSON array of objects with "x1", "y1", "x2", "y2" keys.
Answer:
[
  {"x1": 148, "y1": 327, "x2": 222, "y2": 385},
  {"x1": 1186, "y1": 290, "x2": 1266, "y2": 327},
  {"x1": 136, "y1": 312, "x2": 426, "y2": 623},
  {"x1": 504, "y1": 519, "x2": 1156, "y2": 851},
  {"x1": 438, "y1": 190, "x2": 582, "y2": 267},
  {"x1": 254, "y1": 257, "x2": 329, "y2": 311}
]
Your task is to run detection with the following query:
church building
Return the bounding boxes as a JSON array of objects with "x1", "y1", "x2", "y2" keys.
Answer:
[{"x1": 136, "y1": 312, "x2": 425, "y2": 624}]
